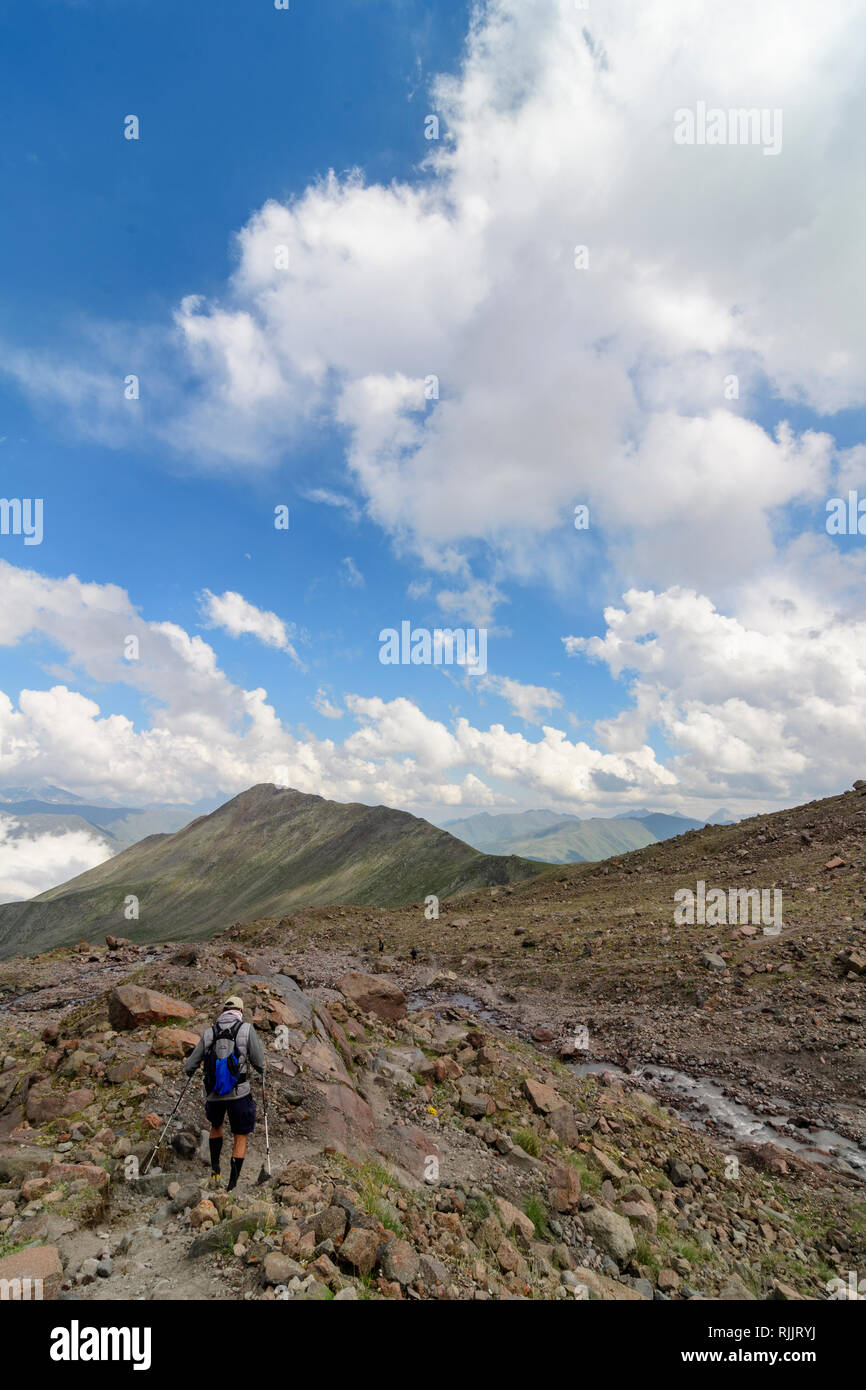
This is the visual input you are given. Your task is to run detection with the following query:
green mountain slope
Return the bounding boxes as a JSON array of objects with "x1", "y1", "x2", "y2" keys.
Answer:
[
  {"x1": 443, "y1": 807, "x2": 711, "y2": 862},
  {"x1": 0, "y1": 784, "x2": 547, "y2": 959},
  {"x1": 505, "y1": 816, "x2": 658, "y2": 861},
  {"x1": 444, "y1": 809, "x2": 657, "y2": 861}
]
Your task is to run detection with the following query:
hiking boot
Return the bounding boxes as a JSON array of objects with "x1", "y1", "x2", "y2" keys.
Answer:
[{"x1": 207, "y1": 1172, "x2": 223, "y2": 1190}]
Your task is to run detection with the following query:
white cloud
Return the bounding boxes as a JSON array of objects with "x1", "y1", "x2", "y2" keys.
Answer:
[
  {"x1": 312, "y1": 687, "x2": 344, "y2": 720},
  {"x1": 199, "y1": 589, "x2": 305, "y2": 667},
  {"x1": 565, "y1": 583, "x2": 866, "y2": 803},
  {"x1": 479, "y1": 674, "x2": 563, "y2": 724},
  {"x1": 6, "y1": 0, "x2": 864, "y2": 614},
  {"x1": 0, "y1": 815, "x2": 112, "y2": 904},
  {"x1": 340, "y1": 556, "x2": 365, "y2": 588},
  {"x1": 0, "y1": 560, "x2": 676, "y2": 813},
  {"x1": 1, "y1": 558, "x2": 863, "y2": 820},
  {"x1": 302, "y1": 488, "x2": 361, "y2": 521}
]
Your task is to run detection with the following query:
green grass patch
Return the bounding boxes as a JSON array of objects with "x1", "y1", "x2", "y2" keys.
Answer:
[
  {"x1": 512, "y1": 1127, "x2": 541, "y2": 1157},
  {"x1": 524, "y1": 1195, "x2": 548, "y2": 1239}
]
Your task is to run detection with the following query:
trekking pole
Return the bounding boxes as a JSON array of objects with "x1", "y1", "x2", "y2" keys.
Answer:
[
  {"x1": 256, "y1": 1068, "x2": 272, "y2": 1184},
  {"x1": 143, "y1": 1073, "x2": 193, "y2": 1175}
]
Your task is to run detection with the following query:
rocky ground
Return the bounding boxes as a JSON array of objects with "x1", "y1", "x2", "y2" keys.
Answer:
[
  {"x1": 0, "y1": 903, "x2": 864, "y2": 1301},
  {"x1": 261, "y1": 782, "x2": 866, "y2": 1149}
]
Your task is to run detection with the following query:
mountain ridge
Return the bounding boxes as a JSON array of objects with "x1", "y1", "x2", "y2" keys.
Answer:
[
  {"x1": 442, "y1": 806, "x2": 713, "y2": 862},
  {"x1": 0, "y1": 783, "x2": 546, "y2": 959}
]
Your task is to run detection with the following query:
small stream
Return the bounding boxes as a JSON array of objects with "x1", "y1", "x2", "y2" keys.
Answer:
[
  {"x1": 410, "y1": 988, "x2": 866, "y2": 1178},
  {"x1": 574, "y1": 1061, "x2": 866, "y2": 1177}
]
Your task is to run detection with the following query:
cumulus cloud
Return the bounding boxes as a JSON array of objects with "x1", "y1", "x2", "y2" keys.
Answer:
[
  {"x1": 0, "y1": 815, "x2": 113, "y2": 903},
  {"x1": 312, "y1": 687, "x2": 344, "y2": 720},
  {"x1": 199, "y1": 589, "x2": 305, "y2": 667},
  {"x1": 565, "y1": 584, "x2": 866, "y2": 804},
  {"x1": 479, "y1": 674, "x2": 563, "y2": 724},
  {"x1": 5, "y1": 0, "x2": 864, "y2": 612},
  {"x1": 0, "y1": 560, "x2": 677, "y2": 813},
  {"x1": 2, "y1": 557, "x2": 864, "y2": 819}
]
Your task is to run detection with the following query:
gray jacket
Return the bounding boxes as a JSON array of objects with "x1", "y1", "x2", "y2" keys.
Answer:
[{"x1": 184, "y1": 1010, "x2": 266, "y2": 1102}]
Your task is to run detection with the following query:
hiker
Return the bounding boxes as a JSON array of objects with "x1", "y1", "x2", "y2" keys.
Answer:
[
  {"x1": 184, "y1": 994, "x2": 266, "y2": 1191},
  {"x1": 378, "y1": 937, "x2": 384, "y2": 953}
]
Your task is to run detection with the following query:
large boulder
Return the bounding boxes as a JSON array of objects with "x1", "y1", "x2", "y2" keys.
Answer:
[
  {"x1": 379, "y1": 1239, "x2": 419, "y2": 1286},
  {"x1": 571, "y1": 1264, "x2": 648, "y2": 1301},
  {"x1": 337, "y1": 972, "x2": 407, "y2": 1022},
  {"x1": 338, "y1": 1226, "x2": 380, "y2": 1276},
  {"x1": 306, "y1": 1078, "x2": 376, "y2": 1152},
  {"x1": 0, "y1": 1244, "x2": 63, "y2": 1300},
  {"x1": 375, "y1": 1125, "x2": 442, "y2": 1183},
  {"x1": 522, "y1": 1077, "x2": 566, "y2": 1115},
  {"x1": 581, "y1": 1204, "x2": 636, "y2": 1266},
  {"x1": 46, "y1": 1162, "x2": 109, "y2": 1191},
  {"x1": 0, "y1": 1145, "x2": 52, "y2": 1182},
  {"x1": 229, "y1": 975, "x2": 313, "y2": 1033},
  {"x1": 25, "y1": 1086, "x2": 95, "y2": 1124},
  {"x1": 108, "y1": 985, "x2": 195, "y2": 1031},
  {"x1": 151, "y1": 1028, "x2": 200, "y2": 1059},
  {"x1": 547, "y1": 1162, "x2": 581, "y2": 1213}
]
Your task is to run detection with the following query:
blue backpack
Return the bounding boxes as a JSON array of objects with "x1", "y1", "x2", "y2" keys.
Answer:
[{"x1": 203, "y1": 1019, "x2": 246, "y2": 1096}]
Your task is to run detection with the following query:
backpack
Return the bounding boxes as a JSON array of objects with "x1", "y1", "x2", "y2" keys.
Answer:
[{"x1": 203, "y1": 1019, "x2": 248, "y2": 1097}]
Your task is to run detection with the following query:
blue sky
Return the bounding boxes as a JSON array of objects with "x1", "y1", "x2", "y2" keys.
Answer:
[{"x1": 0, "y1": 0, "x2": 864, "y2": 885}]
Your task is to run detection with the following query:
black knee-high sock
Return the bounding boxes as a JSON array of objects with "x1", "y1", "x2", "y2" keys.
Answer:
[
  {"x1": 209, "y1": 1137, "x2": 223, "y2": 1174},
  {"x1": 227, "y1": 1156, "x2": 244, "y2": 1191}
]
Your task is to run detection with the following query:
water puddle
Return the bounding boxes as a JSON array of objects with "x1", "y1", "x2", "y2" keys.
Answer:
[{"x1": 408, "y1": 989, "x2": 513, "y2": 1029}]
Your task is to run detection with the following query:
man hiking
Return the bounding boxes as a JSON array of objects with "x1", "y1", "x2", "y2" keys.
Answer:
[{"x1": 184, "y1": 995, "x2": 266, "y2": 1191}]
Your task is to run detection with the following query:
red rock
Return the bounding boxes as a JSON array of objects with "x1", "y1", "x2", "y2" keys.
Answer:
[
  {"x1": 336, "y1": 972, "x2": 407, "y2": 1022},
  {"x1": 547, "y1": 1162, "x2": 581, "y2": 1213},
  {"x1": 307, "y1": 1078, "x2": 375, "y2": 1151},
  {"x1": 378, "y1": 1238, "x2": 419, "y2": 1286},
  {"x1": 523, "y1": 1077, "x2": 567, "y2": 1115},
  {"x1": 150, "y1": 1028, "x2": 201, "y2": 1059},
  {"x1": 25, "y1": 1086, "x2": 95, "y2": 1124},
  {"x1": 46, "y1": 1161, "x2": 109, "y2": 1190},
  {"x1": 338, "y1": 1226, "x2": 380, "y2": 1275},
  {"x1": 0, "y1": 1244, "x2": 63, "y2": 1299},
  {"x1": 108, "y1": 985, "x2": 195, "y2": 1031},
  {"x1": 106, "y1": 1058, "x2": 145, "y2": 1084}
]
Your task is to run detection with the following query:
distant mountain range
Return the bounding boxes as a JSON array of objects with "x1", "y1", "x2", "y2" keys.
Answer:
[
  {"x1": 0, "y1": 784, "x2": 546, "y2": 958},
  {"x1": 442, "y1": 806, "x2": 737, "y2": 863},
  {"x1": 0, "y1": 786, "x2": 219, "y2": 853}
]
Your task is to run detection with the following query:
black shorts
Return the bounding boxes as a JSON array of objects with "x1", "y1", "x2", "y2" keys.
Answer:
[{"x1": 205, "y1": 1093, "x2": 256, "y2": 1135}]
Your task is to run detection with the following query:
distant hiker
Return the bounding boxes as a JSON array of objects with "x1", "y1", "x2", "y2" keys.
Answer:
[
  {"x1": 410, "y1": 948, "x2": 418, "y2": 962},
  {"x1": 184, "y1": 995, "x2": 266, "y2": 1191},
  {"x1": 378, "y1": 937, "x2": 384, "y2": 953}
]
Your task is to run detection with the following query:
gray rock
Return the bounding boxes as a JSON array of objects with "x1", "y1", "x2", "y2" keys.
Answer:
[
  {"x1": 581, "y1": 1205, "x2": 637, "y2": 1266},
  {"x1": 170, "y1": 1183, "x2": 203, "y2": 1213},
  {"x1": 701, "y1": 952, "x2": 727, "y2": 971}
]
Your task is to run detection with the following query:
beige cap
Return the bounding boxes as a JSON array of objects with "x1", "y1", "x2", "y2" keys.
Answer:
[{"x1": 223, "y1": 995, "x2": 244, "y2": 1011}]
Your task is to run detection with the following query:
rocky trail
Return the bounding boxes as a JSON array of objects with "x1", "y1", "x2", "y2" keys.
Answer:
[{"x1": 1, "y1": 920, "x2": 864, "y2": 1302}]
